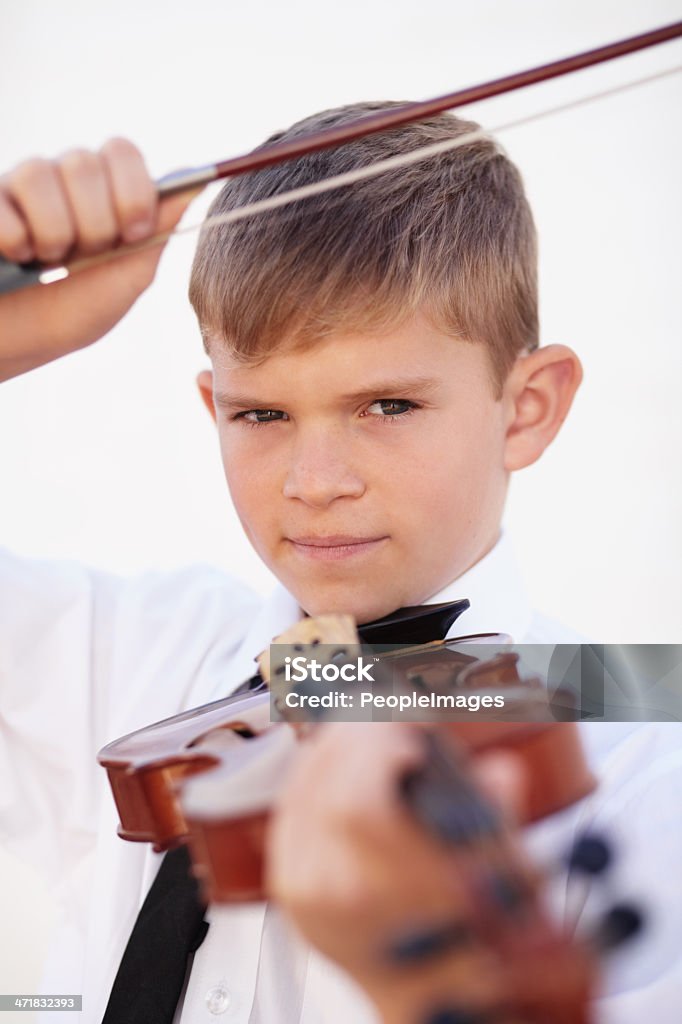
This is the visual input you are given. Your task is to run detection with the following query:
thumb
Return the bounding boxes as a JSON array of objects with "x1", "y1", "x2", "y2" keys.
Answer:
[{"x1": 156, "y1": 186, "x2": 204, "y2": 236}]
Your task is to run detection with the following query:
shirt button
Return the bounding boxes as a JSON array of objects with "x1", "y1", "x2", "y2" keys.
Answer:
[{"x1": 205, "y1": 984, "x2": 232, "y2": 1014}]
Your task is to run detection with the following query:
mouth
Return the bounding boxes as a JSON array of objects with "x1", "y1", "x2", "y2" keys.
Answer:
[{"x1": 286, "y1": 535, "x2": 389, "y2": 561}]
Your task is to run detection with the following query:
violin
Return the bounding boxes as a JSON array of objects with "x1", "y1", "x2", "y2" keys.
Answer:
[
  {"x1": 97, "y1": 604, "x2": 594, "y2": 867},
  {"x1": 97, "y1": 604, "x2": 630, "y2": 1024}
]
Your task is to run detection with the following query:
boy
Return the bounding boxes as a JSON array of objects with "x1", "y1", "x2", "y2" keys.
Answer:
[{"x1": 1, "y1": 107, "x2": 680, "y2": 1024}]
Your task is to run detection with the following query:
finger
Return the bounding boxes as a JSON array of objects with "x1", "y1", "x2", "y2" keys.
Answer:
[
  {"x1": 0, "y1": 188, "x2": 33, "y2": 263},
  {"x1": 57, "y1": 148, "x2": 119, "y2": 255},
  {"x1": 283, "y1": 722, "x2": 424, "y2": 823},
  {"x1": 3, "y1": 159, "x2": 77, "y2": 263},
  {"x1": 100, "y1": 137, "x2": 158, "y2": 244},
  {"x1": 473, "y1": 751, "x2": 526, "y2": 825}
]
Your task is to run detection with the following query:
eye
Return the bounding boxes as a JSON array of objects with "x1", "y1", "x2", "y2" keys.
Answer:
[
  {"x1": 235, "y1": 409, "x2": 289, "y2": 425},
  {"x1": 363, "y1": 399, "x2": 419, "y2": 419}
]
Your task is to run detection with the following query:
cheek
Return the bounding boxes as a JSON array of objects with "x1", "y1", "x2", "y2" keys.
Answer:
[
  {"x1": 225, "y1": 465, "x2": 281, "y2": 561},
  {"x1": 407, "y1": 419, "x2": 505, "y2": 525},
  {"x1": 219, "y1": 435, "x2": 274, "y2": 532}
]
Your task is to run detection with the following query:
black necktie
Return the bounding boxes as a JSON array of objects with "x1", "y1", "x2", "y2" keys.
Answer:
[{"x1": 102, "y1": 598, "x2": 469, "y2": 1023}]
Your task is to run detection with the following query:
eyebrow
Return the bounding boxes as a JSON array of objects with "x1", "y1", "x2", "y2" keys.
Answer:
[{"x1": 213, "y1": 376, "x2": 442, "y2": 411}]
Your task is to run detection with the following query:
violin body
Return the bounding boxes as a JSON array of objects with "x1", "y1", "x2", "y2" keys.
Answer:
[
  {"x1": 97, "y1": 626, "x2": 594, "y2": 855},
  {"x1": 98, "y1": 686, "x2": 273, "y2": 851}
]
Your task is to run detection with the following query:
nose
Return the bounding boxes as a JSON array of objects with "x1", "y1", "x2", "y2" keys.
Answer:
[{"x1": 282, "y1": 427, "x2": 365, "y2": 508}]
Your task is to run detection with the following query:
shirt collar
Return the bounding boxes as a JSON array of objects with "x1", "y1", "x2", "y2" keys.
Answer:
[{"x1": 424, "y1": 533, "x2": 533, "y2": 643}]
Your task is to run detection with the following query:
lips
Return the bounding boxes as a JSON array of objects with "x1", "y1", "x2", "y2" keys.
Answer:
[
  {"x1": 288, "y1": 535, "x2": 385, "y2": 546},
  {"x1": 286, "y1": 534, "x2": 389, "y2": 561}
]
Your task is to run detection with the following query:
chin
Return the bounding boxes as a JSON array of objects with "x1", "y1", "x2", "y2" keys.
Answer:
[{"x1": 297, "y1": 584, "x2": 405, "y2": 626}]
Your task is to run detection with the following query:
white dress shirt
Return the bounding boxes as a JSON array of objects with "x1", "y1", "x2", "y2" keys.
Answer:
[{"x1": 1, "y1": 537, "x2": 680, "y2": 1023}]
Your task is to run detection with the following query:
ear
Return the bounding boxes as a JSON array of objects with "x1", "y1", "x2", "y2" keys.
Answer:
[
  {"x1": 503, "y1": 345, "x2": 583, "y2": 472},
  {"x1": 196, "y1": 368, "x2": 216, "y2": 423}
]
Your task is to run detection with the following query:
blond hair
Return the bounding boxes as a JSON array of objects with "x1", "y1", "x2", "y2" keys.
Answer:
[{"x1": 189, "y1": 102, "x2": 538, "y2": 394}]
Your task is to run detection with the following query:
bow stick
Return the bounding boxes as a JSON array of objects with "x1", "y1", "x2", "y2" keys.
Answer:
[{"x1": 0, "y1": 19, "x2": 680, "y2": 297}]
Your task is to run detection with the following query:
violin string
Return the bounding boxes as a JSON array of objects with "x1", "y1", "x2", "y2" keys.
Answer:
[{"x1": 41, "y1": 61, "x2": 680, "y2": 285}]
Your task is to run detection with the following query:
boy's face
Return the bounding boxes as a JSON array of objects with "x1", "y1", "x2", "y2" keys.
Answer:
[{"x1": 205, "y1": 314, "x2": 509, "y2": 624}]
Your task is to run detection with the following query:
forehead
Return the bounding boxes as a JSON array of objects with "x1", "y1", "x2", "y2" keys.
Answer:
[{"x1": 207, "y1": 315, "x2": 496, "y2": 402}]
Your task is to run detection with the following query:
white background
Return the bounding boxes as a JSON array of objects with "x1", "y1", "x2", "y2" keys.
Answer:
[{"x1": 1, "y1": 0, "x2": 680, "y2": 1013}]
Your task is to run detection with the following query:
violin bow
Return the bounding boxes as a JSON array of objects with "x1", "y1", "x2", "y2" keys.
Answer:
[{"x1": 0, "y1": 19, "x2": 680, "y2": 297}]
